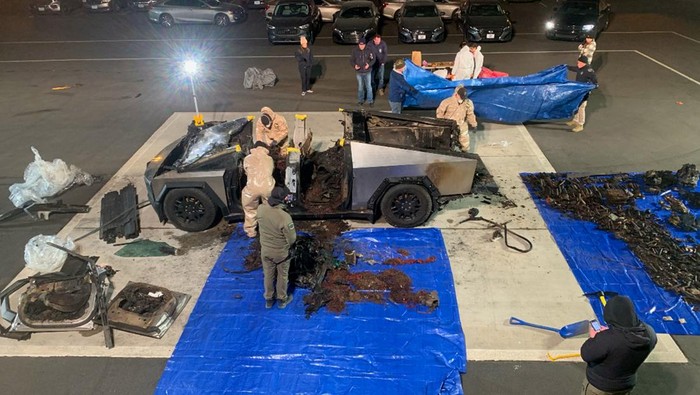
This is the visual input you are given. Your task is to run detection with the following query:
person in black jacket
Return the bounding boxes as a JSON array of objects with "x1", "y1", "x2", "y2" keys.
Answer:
[
  {"x1": 350, "y1": 38, "x2": 376, "y2": 106},
  {"x1": 367, "y1": 34, "x2": 388, "y2": 96},
  {"x1": 581, "y1": 295, "x2": 657, "y2": 395},
  {"x1": 294, "y1": 36, "x2": 314, "y2": 96},
  {"x1": 567, "y1": 55, "x2": 598, "y2": 133},
  {"x1": 387, "y1": 59, "x2": 417, "y2": 114}
]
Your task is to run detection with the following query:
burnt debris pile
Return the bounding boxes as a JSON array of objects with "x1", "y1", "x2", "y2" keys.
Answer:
[
  {"x1": 523, "y1": 165, "x2": 700, "y2": 309},
  {"x1": 300, "y1": 143, "x2": 346, "y2": 213}
]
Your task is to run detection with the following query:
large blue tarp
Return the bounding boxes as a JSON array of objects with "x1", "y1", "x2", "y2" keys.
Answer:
[
  {"x1": 403, "y1": 61, "x2": 595, "y2": 124},
  {"x1": 156, "y1": 226, "x2": 467, "y2": 395},
  {"x1": 523, "y1": 174, "x2": 700, "y2": 335}
]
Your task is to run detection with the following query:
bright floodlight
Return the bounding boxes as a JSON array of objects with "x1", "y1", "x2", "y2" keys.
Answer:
[{"x1": 183, "y1": 60, "x2": 199, "y2": 76}]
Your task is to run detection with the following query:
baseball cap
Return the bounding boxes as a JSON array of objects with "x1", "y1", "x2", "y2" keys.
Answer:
[{"x1": 358, "y1": 38, "x2": 366, "y2": 45}]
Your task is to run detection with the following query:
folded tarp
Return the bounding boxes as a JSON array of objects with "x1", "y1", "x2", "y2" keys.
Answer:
[{"x1": 403, "y1": 61, "x2": 596, "y2": 124}]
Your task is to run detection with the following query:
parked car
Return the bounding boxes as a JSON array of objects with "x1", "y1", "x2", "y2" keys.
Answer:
[
  {"x1": 82, "y1": 0, "x2": 128, "y2": 12},
  {"x1": 148, "y1": 0, "x2": 247, "y2": 28},
  {"x1": 267, "y1": 0, "x2": 322, "y2": 43},
  {"x1": 383, "y1": 0, "x2": 459, "y2": 21},
  {"x1": 396, "y1": 0, "x2": 445, "y2": 43},
  {"x1": 545, "y1": 0, "x2": 611, "y2": 40},
  {"x1": 128, "y1": 0, "x2": 158, "y2": 11},
  {"x1": 266, "y1": 0, "x2": 342, "y2": 22},
  {"x1": 459, "y1": 0, "x2": 513, "y2": 42},
  {"x1": 332, "y1": 1, "x2": 380, "y2": 44},
  {"x1": 31, "y1": 0, "x2": 82, "y2": 14}
]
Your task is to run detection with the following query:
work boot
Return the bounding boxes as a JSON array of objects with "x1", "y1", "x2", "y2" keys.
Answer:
[
  {"x1": 358, "y1": 101, "x2": 364, "y2": 106},
  {"x1": 277, "y1": 294, "x2": 294, "y2": 309},
  {"x1": 246, "y1": 232, "x2": 257, "y2": 238},
  {"x1": 378, "y1": 88, "x2": 384, "y2": 96},
  {"x1": 571, "y1": 124, "x2": 584, "y2": 133},
  {"x1": 265, "y1": 299, "x2": 274, "y2": 309},
  {"x1": 369, "y1": 102, "x2": 374, "y2": 108},
  {"x1": 565, "y1": 120, "x2": 576, "y2": 127}
]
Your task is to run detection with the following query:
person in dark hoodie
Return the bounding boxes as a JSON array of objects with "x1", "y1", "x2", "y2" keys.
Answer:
[
  {"x1": 581, "y1": 295, "x2": 657, "y2": 395},
  {"x1": 257, "y1": 186, "x2": 297, "y2": 310}
]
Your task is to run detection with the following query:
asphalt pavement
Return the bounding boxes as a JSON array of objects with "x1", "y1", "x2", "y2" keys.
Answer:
[{"x1": 0, "y1": 0, "x2": 699, "y2": 393}]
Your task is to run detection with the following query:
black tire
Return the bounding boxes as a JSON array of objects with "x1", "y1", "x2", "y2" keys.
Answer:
[
  {"x1": 215, "y1": 13, "x2": 230, "y2": 27},
  {"x1": 380, "y1": 184, "x2": 433, "y2": 228},
  {"x1": 163, "y1": 188, "x2": 220, "y2": 232},
  {"x1": 160, "y1": 13, "x2": 174, "y2": 28},
  {"x1": 394, "y1": 10, "x2": 400, "y2": 20}
]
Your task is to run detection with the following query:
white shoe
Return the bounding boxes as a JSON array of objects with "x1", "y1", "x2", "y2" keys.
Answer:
[
  {"x1": 306, "y1": 90, "x2": 313, "y2": 93},
  {"x1": 301, "y1": 91, "x2": 306, "y2": 96}
]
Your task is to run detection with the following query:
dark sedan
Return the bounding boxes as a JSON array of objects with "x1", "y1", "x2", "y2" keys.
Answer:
[
  {"x1": 82, "y1": 0, "x2": 127, "y2": 12},
  {"x1": 545, "y1": 0, "x2": 611, "y2": 40},
  {"x1": 332, "y1": 1, "x2": 380, "y2": 44},
  {"x1": 460, "y1": 0, "x2": 513, "y2": 42},
  {"x1": 396, "y1": 1, "x2": 445, "y2": 44},
  {"x1": 267, "y1": 0, "x2": 322, "y2": 43}
]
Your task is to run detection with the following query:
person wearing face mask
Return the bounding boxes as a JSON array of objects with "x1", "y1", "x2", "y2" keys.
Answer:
[
  {"x1": 436, "y1": 86, "x2": 477, "y2": 151},
  {"x1": 580, "y1": 295, "x2": 657, "y2": 395}
]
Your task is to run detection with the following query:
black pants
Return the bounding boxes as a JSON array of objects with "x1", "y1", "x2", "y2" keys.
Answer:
[{"x1": 298, "y1": 65, "x2": 311, "y2": 92}]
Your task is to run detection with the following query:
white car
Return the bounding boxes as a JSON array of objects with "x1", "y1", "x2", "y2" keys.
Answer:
[{"x1": 382, "y1": 0, "x2": 461, "y2": 20}]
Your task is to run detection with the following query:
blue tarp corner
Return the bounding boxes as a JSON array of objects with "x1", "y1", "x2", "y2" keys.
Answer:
[{"x1": 156, "y1": 226, "x2": 467, "y2": 394}]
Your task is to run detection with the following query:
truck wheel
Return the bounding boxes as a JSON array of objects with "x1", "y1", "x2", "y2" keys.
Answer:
[
  {"x1": 380, "y1": 184, "x2": 433, "y2": 228},
  {"x1": 163, "y1": 188, "x2": 220, "y2": 232}
]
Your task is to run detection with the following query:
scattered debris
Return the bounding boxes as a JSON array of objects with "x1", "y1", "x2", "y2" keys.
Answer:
[
  {"x1": 107, "y1": 281, "x2": 190, "y2": 339},
  {"x1": 383, "y1": 256, "x2": 436, "y2": 266},
  {"x1": 523, "y1": 171, "x2": 700, "y2": 309},
  {"x1": 100, "y1": 184, "x2": 140, "y2": 244}
]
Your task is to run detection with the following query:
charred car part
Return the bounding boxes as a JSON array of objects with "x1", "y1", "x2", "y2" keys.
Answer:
[
  {"x1": 145, "y1": 111, "x2": 480, "y2": 232},
  {"x1": 523, "y1": 172, "x2": 700, "y2": 308},
  {"x1": 0, "y1": 252, "x2": 115, "y2": 347},
  {"x1": 107, "y1": 282, "x2": 190, "y2": 339},
  {"x1": 458, "y1": 207, "x2": 533, "y2": 253}
]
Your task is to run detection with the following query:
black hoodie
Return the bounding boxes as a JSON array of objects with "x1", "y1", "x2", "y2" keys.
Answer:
[{"x1": 581, "y1": 296, "x2": 657, "y2": 392}]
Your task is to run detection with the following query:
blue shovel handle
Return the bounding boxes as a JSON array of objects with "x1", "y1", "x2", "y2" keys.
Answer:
[{"x1": 509, "y1": 316, "x2": 561, "y2": 333}]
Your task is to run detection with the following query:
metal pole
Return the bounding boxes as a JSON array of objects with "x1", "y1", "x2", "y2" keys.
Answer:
[{"x1": 189, "y1": 74, "x2": 199, "y2": 115}]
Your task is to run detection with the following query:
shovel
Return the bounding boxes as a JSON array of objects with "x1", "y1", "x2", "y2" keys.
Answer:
[{"x1": 509, "y1": 316, "x2": 590, "y2": 338}]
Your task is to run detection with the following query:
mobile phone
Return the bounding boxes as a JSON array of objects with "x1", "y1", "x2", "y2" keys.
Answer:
[{"x1": 590, "y1": 319, "x2": 602, "y2": 332}]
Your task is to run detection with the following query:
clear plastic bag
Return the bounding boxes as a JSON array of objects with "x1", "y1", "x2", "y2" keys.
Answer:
[
  {"x1": 8, "y1": 147, "x2": 93, "y2": 208},
  {"x1": 24, "y1": 234, "x2": 75, "y2": 273}
]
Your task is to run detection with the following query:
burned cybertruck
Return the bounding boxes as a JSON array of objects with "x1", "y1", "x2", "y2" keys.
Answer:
[{"x1": 144, "y1": 110, "x2": 481, "y2": 232}]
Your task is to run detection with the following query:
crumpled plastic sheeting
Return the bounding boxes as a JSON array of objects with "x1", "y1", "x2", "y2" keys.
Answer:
[
  {"x1": 523, "y1": 174, "x2": 700, "y2": 335},
  {"x1": 243, "y1": 67, "x2": 277, "y2": 90},
  {"x1": 402, "y1": 61, "x2": 595, "y2": 124},
  {"x1": 176, "y1": 118, "x2": 249, "y2": 169},
  {"x1": 156, "y1": 226, "x2": 466, "y2": 395},
  {"x1": 24, "y1": 234, "x2": 74, "y2": 273},
  {"x1": 9, "y1": 146, "x2": 93, "y2": 208}
]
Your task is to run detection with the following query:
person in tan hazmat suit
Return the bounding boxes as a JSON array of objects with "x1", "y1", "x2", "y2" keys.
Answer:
[
  {"x1": 436, "y1": 86, "x2": 478, "y2": 152},
  {"x1": 255, "y1": 107, "x2": 289, "y2": 157},
  {"x1": 242, "y1": 141, "x2": 275, "y2": 238}
]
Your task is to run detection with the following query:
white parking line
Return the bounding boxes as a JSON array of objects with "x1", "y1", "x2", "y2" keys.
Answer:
[{"x1": 635, "y1": 50, "x2": 700, "y2": 86}]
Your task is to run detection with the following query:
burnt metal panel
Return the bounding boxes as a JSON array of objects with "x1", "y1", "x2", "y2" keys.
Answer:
[{"x1": 350, "y1": 141, "x2": 477, "y2": 210}]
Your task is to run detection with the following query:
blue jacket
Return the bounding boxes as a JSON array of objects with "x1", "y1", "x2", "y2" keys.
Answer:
[
  {"x1": 368, "y1": 40, "x2": 388, "y2": 64},
  {"x1": 388, "y1": 70, "x2": 416, "y2": 103},
  {"x1": 350, "y1": 47, "x2": 375, "y2": 74}
]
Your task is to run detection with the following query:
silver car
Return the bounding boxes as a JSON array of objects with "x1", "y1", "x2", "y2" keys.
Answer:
[
  {"x1": 148, "y1": 0, "x2": 247, "y2": 27},
  {"x1": 266, "y1": 0, "x2": 346, "y2": 22},
  {"x1": 383, "y1": 0, "x2": 460, "y2": 20}
]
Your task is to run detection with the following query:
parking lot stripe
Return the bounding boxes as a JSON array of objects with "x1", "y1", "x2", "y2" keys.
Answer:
[{"x1": 635, "y1": 50, "x2": 700, "y2": 86}]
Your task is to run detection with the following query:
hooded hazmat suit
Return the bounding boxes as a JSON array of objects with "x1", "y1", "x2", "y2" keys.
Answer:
[
  {"x1": 255, "y1": 107, "x2": 289, "y2": 157},
  {"x1": 436, "y1": 86, "x2": 478, "y2": 151},
  {"x1": 241, "y1": 145, "x2": 275, "y2": 237},
  {"x1": 453, "y1": 45, "x2": 484, "y2": 80}
]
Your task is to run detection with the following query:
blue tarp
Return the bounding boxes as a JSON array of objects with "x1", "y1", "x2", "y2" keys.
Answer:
[
  {"x1": 403, "y1": 61, "x2": 595, "y2": 124},
  {"x1": 523, "y1": 174, "x2": 700, "y2": 335},
  {"x1": 156, "y1": 226, "x2": 467, "y2": 395}
]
